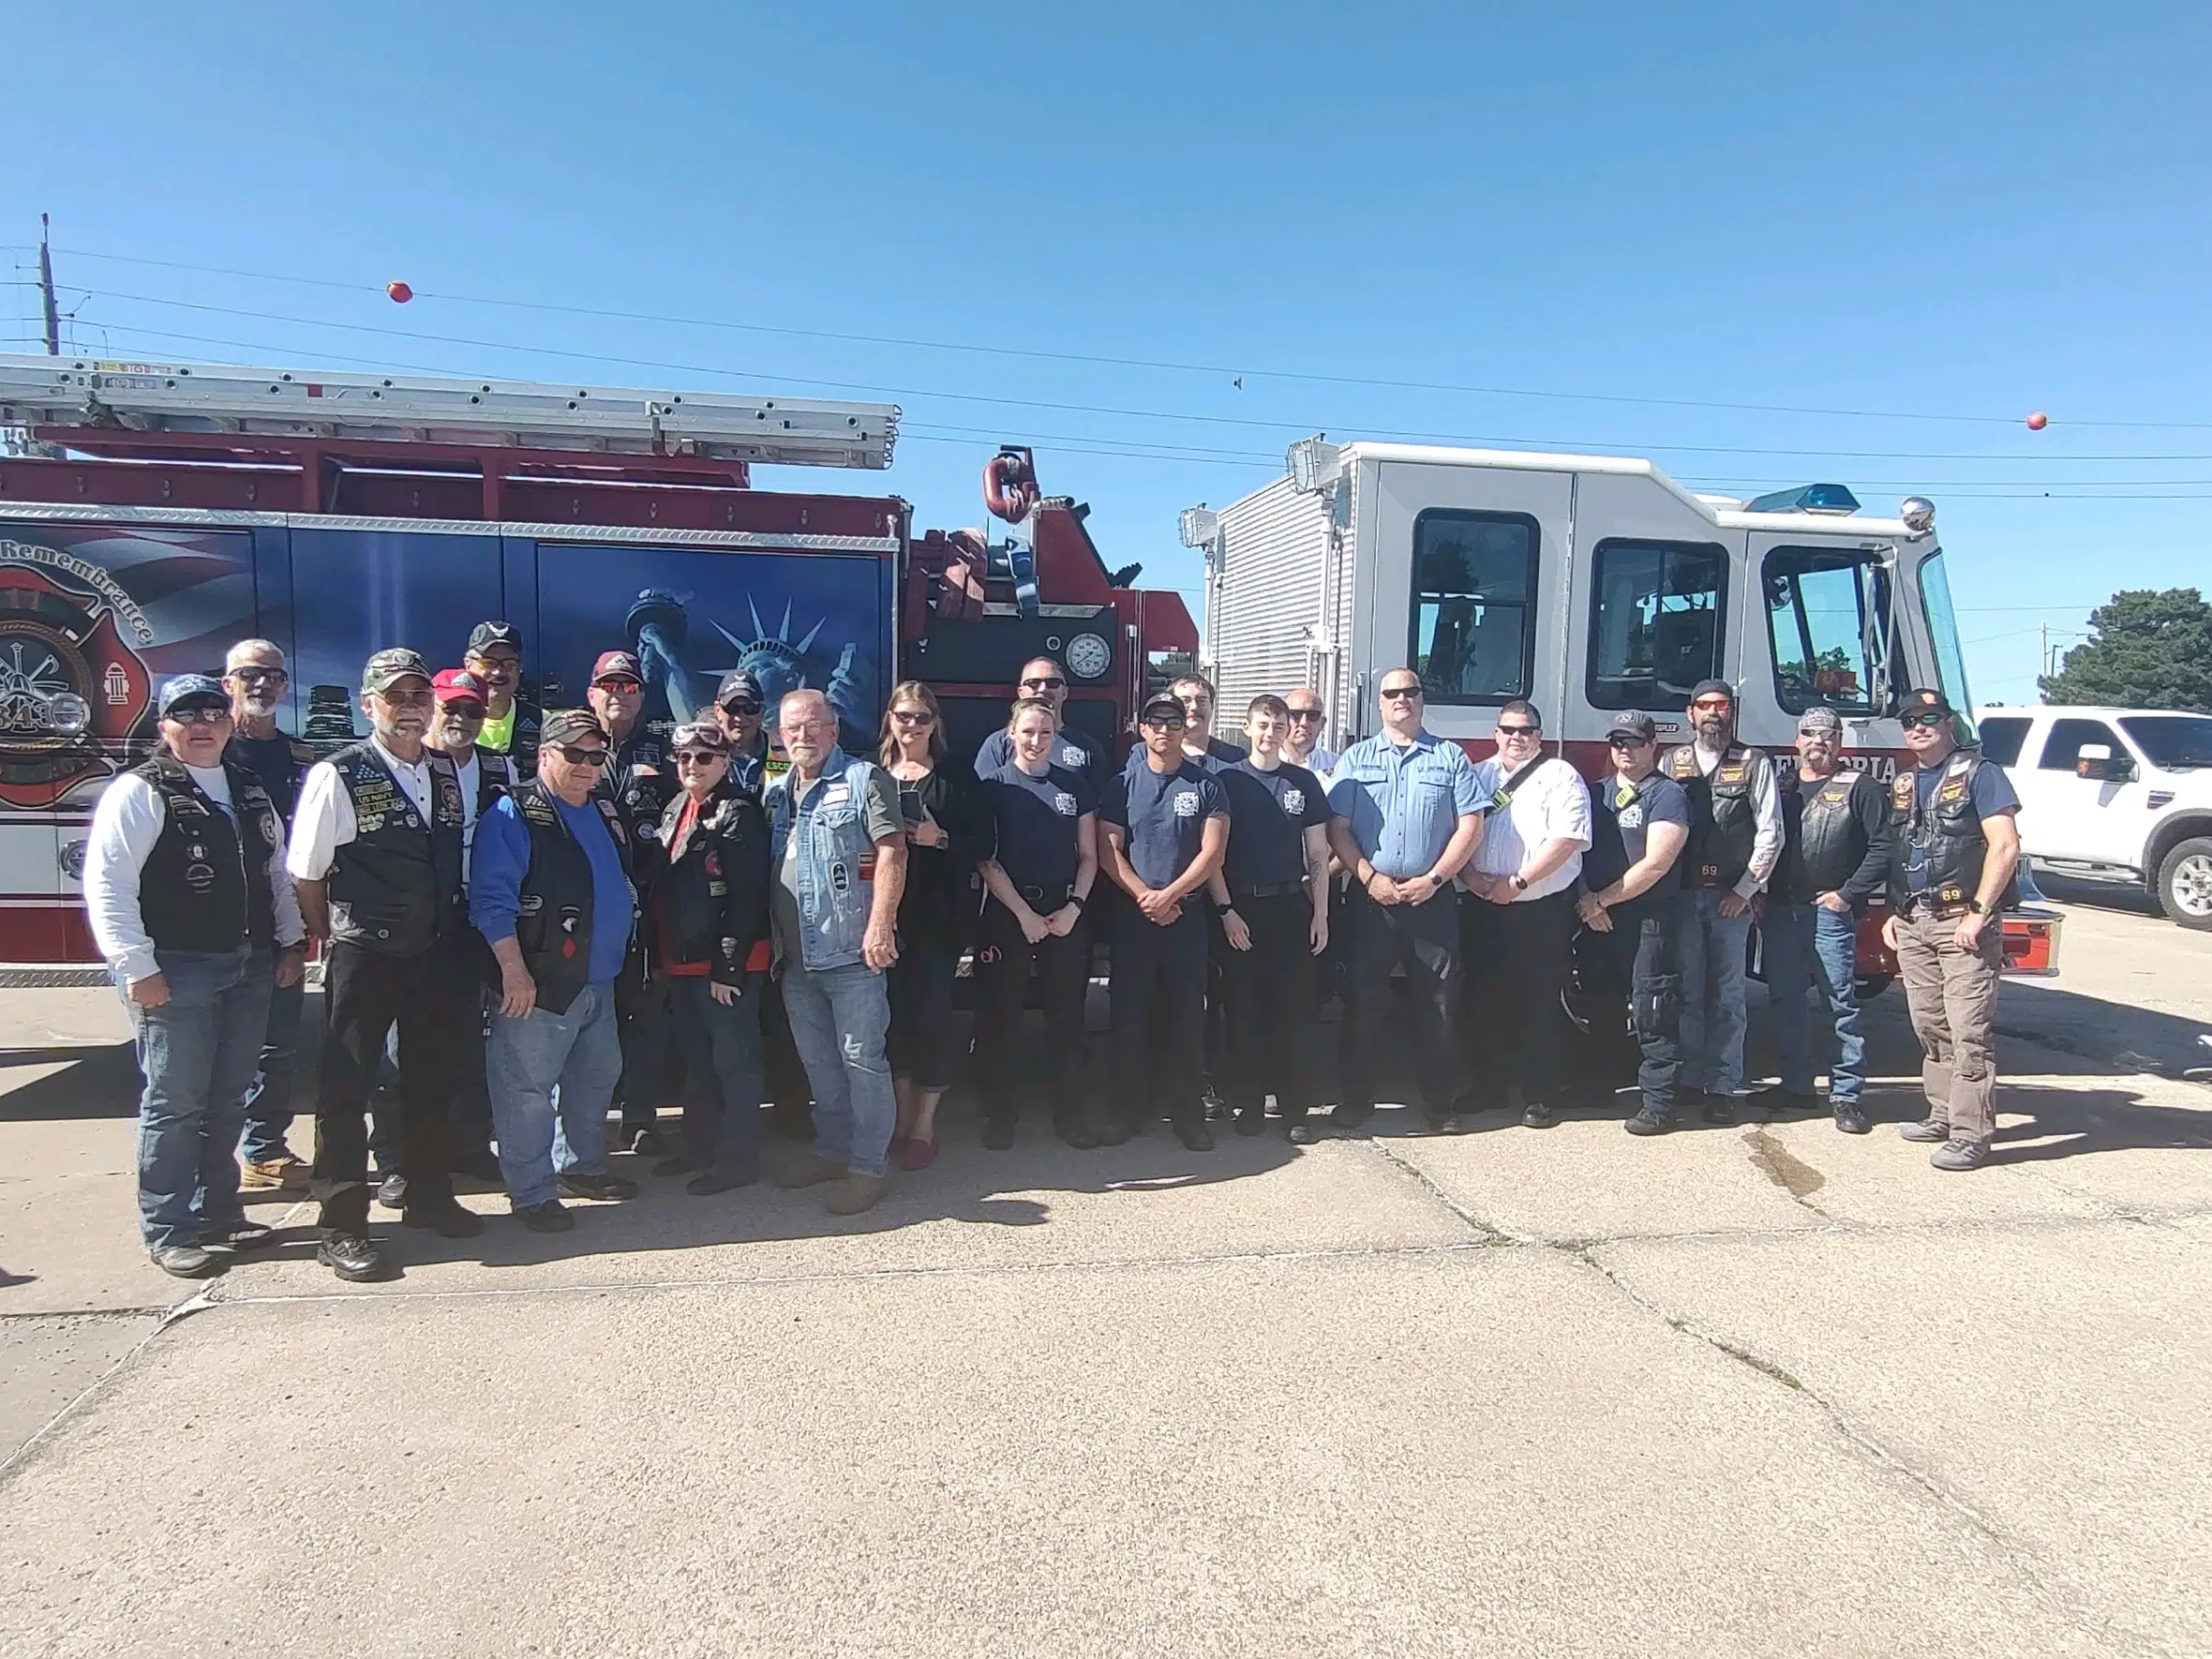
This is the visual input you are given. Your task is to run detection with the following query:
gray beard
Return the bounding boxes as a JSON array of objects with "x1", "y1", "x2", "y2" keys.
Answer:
[{"x1": 1695, "y1": 728, "x2": 1729, "y2": 753}]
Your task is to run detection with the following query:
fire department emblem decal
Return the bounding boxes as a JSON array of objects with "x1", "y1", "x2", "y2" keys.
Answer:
[{"x1": 0, "y1": 560, "x2": 152, "y2": 808}]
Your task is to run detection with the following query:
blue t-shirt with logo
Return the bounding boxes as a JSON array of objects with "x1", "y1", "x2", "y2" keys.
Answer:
[
  {"x1": 1220, "y1": 759, "x2": 1328, "y2": 890},
  {"x1": 982, "y1": 762, "x2": 1094, "y2": 893},
  {"x1": 976, "y1": 725, "x2": 1104, "y2": 799},
  {"x1": 1100, "y1": 761, "x2": 1228, "y2": 889}
]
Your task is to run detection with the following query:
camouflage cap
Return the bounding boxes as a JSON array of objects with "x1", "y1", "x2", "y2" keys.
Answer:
[
  {"x1": 362, "y1": 648, "x2": 434, "y2": 696},
  {"x1": 1797, "y1": 706, "x2": 1843, "y2": 736},
  {"x1": 157, "y1": 673, "x2": 230, "y2": 717},
  {"x1": 539, "y1": 707, "x2": 607, "y2": 747}
]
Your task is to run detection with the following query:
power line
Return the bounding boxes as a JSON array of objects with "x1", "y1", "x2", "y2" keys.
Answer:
[{"x1": 37, "y1": 243, "x2": 2212, "y2": 434}]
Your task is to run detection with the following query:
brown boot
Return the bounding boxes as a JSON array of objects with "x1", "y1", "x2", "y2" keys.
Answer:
[
  {"x1": 240, "y1": 1153, "x2": 310, "y2": 1192},
  {"x1": 772, "y1": 1150, "x2": 845, "y2": 1189},
  {"x1": 823, "y1": 1173, "x2": 887, "y2": 1216}
]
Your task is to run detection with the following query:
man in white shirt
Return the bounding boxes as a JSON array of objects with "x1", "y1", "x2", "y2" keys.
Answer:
[
  {"x1": 1457, "y1": 700, "x2": 1592, "y2": 1128},
  {"x1": 1282, "y1": 686, "x2": 1338, "y2": 777},
  {"x1": 289, "y1": 649, "x2": 485, "y2": 1282},
  {"x1": 82, "y1": 675, "x2": 306, "y2": 1278}
]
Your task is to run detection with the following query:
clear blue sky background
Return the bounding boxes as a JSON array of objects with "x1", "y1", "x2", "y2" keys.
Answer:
[{"x1": 7, "y1": 3, "x2": 2207, "y2": 707}]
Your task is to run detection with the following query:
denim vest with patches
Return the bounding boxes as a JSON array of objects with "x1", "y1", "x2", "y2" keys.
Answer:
[{"x1": 766, "y1": 747, "x2": 884, "y2": 972}]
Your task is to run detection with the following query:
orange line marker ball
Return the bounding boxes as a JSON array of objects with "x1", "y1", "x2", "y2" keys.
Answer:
[
  {"x1": 386, "y1": 280, "x2": 414, "y2": 304},
  {"x1": 2025, "y1": 411, "x2": 2049, "y2": 430}
]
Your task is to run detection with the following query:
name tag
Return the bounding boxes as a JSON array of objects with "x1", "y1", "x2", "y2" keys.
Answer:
[{"x1": 820, "y1": 784, "x2": 851, "y2": 807}]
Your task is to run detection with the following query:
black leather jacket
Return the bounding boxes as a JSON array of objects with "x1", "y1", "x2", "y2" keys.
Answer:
[{"x1": 651, "y1": 782, "x2": 770, "y2": 987}]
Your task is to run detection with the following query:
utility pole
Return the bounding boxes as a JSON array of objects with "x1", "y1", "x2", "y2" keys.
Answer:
[
  {"x1": 2040, "y1": 621, "x2": 2049, "y2": 682},
  {"x1": 37, "y1": 214, "x2": 61, "y2": 354}
]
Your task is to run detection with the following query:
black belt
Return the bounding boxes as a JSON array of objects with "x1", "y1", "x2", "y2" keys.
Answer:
[
  {"x1": 1017, "y1": 883, "x2": 1075, "y2": 905},
  {"x1": 1234, "y1": 880, "x2": 1306, "y2": 901}
]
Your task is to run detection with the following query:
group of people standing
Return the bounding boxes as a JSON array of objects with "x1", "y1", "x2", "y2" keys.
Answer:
[{"x1": 84, "y1": 622, "x2": 2020, "y2": 1286}]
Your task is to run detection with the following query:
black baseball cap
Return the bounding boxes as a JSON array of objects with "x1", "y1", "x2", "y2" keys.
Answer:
[
  {"x1": 1607, "y1": 710, "x2": 1657, "y2": 743},
  {"x1": 715, "y1": 668, "x2": 765, "y2": 710},
  {"x1": 1138, "y1": 694, "x2": 1188, "y2": 726},
  {"x1": 1689, "y1": 679, "x2": 1736, "y2": 704},
  {"x1": 467, "y1": 621, "x2": 522, "y2": 656},
  {"x1": 1902, "y1": 687, "x2": 1954, "y2": 717}
]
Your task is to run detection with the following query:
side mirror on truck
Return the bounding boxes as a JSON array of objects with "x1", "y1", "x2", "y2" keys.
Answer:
[{"x1": 2074, "y1": 742, "x2": 2135, "y2": 784}]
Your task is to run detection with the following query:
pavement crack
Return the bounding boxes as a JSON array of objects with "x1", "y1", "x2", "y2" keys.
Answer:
[{"x1": 1365, "y1": 1141, "x2": 1509, "y2": 1241}]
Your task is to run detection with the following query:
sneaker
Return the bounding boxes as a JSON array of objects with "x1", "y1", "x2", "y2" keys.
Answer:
[
  {"x1": 317, "y1": 1233, "x2": 391, "y2": 1281},
  {"x1": 516, "y1": 1200, "x2": 575, "y2": 1233},
  {"x1": 772, "y1": 1150, "x2": 846, "y2": 1189},
  {"x1": 1832, "y1": 1104, "x2": 1871, "y2": 1135},
  {"x1": 1286, "y1": 1121, "x2": 1319, "y2": 1145},
  {"x1": 1203, "y1": 1086, "x2": 1228, "y2": 1122},
  {"x1": 450, "y1": 1148, "x2": 505, "y2": 1186},
  {"x1": 149, "y1": 1242, "x2": 220, "y2": 1278},
  {"x1": 202, "y1": 1220, "x2": 276, "y2": 1252},
  {"x1": 557, "y1": 1173, "x2": 639, "y2": 1203},
  {"x1": 824, "y1": 1173, "x2": 887, "y2": 1216},
  {"x1": 687, "y1": 1167, "x2": 758, "y2": 1197},
  {"x1": 1232, "y1": 1106, "x2": 1266, "y2": 1138},
  {"x1": 1520, "y1": 1100, "x2": 1557, "y2": 1129},
  {"x1": 1174, "y1": 1123, "x2": 1217, "y2": 1153},
  {"x1": 1898, "y1": 1118, "x2": 1950, "y2": 1143},
  {"x1": 1754, "y1": 1085, "x2": 1820, "y2": 1116},
  {"x1": 240, "y1": 1153, "x2": 310, "y2": 1192},
  {"x1": 897, "y1": 1134, "x2": 939, "y2": 1171},
  {"x1": 979, "y1": 1119, "x2": 1015, "y2": 1152},
  {"x1": 374, "y1": 1173, "x2": 408, "y2": 1209},
  {"x1": 1624, "y1": 1108, "x2": 1674, "y2": 1136},
  {"x1": 400, "y1": 1196, "x2": 486, "y2": 1238},
  {"x1": 1930, "y1": 1139, "x2": 1990, "y2": 1173},
  {"x1": 1700, "y1": 1097, "x2": 1738, "y2": 1127},
  {"x1": 652, "y1": 1153, "x2": 709, "y2": 1179}
]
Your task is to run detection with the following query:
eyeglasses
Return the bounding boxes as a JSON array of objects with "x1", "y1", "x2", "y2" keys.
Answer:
[
  {"x1": 1019, "y1": 676, "x2": 1066, "y2": 692},
  {"x1": 1285, "y1": 708, "x2": 1324, "y2": 722},
  {"x1": 469, "y1": 653, "x2": 520, "y2": 672},
  {"x1": 380, "y1": 687, "x2": 435, "y2": 707},
  {"x1": 1900, "y1": 710, "x2": 1950, "y2": 729},
  {"x1": 166, "y1": 706, "x2": 232, "y2": 725},
  {"x1": 674, "y1": 750, "x2": 725, "y2": 766},
  {"x1": 1497, "y1": 724, "x2": 1540, "y2": 738},
  {"x1": 1692, "y1": 698, "x2": 1732, "y2": 713},
  {"x1": 226, "y1": 666, "x2": 286, "y2": 685},
  {"x1": 1607, "y1": 735, "x2": 1651, "y2": 750},
  {"x1": 553, "y1": 744, "x2": 610, "y2": 767},
  {"x1": 594, "y1": 678, "x2": 642, "y2": 695},
  {"x1": 1381, "y1": 685, "x2": 1423, "y2": 702},
  {"x1": 720, "y1": 698, "x2": 764, "y2": 717},
  {"x1": 890, "y1": 710, "x2": 935, "y2": 726},
  {"x1": 441, "y1": 703, "x2": 487, "y2": 721},
  {"x1": 1141, "y1": 715, "x2": 1188, "y2": 730}
]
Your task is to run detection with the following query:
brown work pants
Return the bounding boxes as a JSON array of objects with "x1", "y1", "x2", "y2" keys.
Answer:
[{"x1": 1893, "y1": 907, "x2": 2003, "y2": 1143}]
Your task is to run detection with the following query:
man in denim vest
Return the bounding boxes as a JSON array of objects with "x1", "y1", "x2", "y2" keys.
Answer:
[{"x1": 763, "y1": 689, "x2": 908, "y2": 1216}]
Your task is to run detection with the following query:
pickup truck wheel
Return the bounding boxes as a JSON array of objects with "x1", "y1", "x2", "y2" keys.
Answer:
[{"x1": 2156, "y1": 838, "x2": 2212, "y2": 930}]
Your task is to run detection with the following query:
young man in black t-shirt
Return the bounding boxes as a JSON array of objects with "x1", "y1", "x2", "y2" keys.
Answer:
[{"x1": 1206, "y1": 695, "x2": 1331, "y2": 1142}]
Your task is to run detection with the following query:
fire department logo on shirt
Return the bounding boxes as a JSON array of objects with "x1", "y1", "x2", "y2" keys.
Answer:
[
  {"x1": 1281, "y1": 787, "x2": 1305, "y2": 816},
  {"x1": 1053, "y1": 790, "x2": 1078, "y2": 816},
  {"x1": 1173, "y1": 789, "x2": 1201, "y2": 817},
  {"x1": 1059, "y1": 743, "x2": 1086, "y2": 768}
]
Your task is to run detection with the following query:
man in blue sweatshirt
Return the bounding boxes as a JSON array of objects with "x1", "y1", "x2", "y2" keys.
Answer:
[{"x1": 470, "y1": 708, "x2": 641, "y2": 1233}]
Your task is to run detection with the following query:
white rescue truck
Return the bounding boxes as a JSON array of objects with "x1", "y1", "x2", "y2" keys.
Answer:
[{"x1": 1190, "y1": 438, "x2": 2061, "y2": 979}]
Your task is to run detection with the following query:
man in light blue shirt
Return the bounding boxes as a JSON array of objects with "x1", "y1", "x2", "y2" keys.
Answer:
[{"x1": 1325, "y1": 669, "x2": 1487, "y2": 1133}]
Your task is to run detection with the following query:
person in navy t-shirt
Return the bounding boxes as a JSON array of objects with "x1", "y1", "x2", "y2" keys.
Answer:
[
  {"x1": 1098, "y1": 694, "x2": 1228, "y2": 1150},
  {"x1": 974, "y1": 654, "x2": 1107, "y2": 797},
  {"x1": 976, "y1": 697, "x2": 1100, "y2": 1149},
  {"x1": 1205, "y1": 695, "x2": 1332, "y2": 1143}
]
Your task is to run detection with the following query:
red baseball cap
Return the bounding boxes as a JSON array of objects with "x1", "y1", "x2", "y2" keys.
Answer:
[
  {"x1": 591, "y1": 650, "x2": 644, "y2": 685},
  {"x1": 432, "y1": 667, "x2": 489, "y2": 707}
]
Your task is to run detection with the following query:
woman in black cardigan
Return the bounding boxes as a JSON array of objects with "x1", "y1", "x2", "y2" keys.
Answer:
[
  {"x1": 879, "y1": 680, "x2": 994, "y2": 1169},
  {"x1": 647, "y1": 721, "x2": 772, "y2": 1194}
]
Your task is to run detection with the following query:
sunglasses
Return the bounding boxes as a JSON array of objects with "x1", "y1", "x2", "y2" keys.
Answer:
[
  {"x1": 380, "y1": 686, "x2": 435, "y2": 706},
  {"x1": 1381, "y1": 685, "x2": 1423, "y2": 701},
  {"x1": 1020, "y1": 676, "x2": 1066, "y2": 691},
  {"x1": 552, "y1": 744, "x2": 610, "y2": 767},
  {"x1": 720, "y1": 698, "x2": 764, "y2": 717},
  {"x1": 166, "y1": 705, "x2": 232, "y2": 725},
  {"x1": 890, "y1": 710, "x2": 935, "y2": 725},
  {"x1": 469, "y1": 654, "x2": 520, "y2": 672},
  {"x1": 226, "y1": 666, "x2": 286, "y2": 685},
  {"x1": 1141, "y1": 714, "x2": 1188, "y2": 730},
  {"x1": 674, "y1": 750, "x2": 725, "y2": 765},
  {"x1": 441, "y1": 702, "x2": 488, "y2": 720},
  {"x1": 1900, "y1": 710, "x2": 1950, "y2": 729},
  {"x1": 594, "y1": 678, "x2": 642, "y2": 695},
  {"x1": 1607, "y1": 735, "x2": 1651, "y2": 750},
  {"x1": 1285, "y1": 708, "x2": 1324, "y2": 722},
  {"x1": 1692, "y1": 699, "x2": 1732, "y2": 713},
  {"x1": 1497, "y1": 724, "x2": 1540, "y2": 738}
]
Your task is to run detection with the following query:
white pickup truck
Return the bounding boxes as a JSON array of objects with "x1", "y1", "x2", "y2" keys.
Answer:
[{"x1": 1975, "y1": 705, "x2": 2212, "y2": 930}]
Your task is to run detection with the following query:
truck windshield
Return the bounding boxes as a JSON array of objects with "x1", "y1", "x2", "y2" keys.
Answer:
[
  {"x1": 1763, "y1": 547, "x2": 1892, "y2": 716},
  {"x1": 2119, "y1": 715, "x2": 2212, "y2": 770},
  {"x1": 1916, "y1": 550, "x2": 1978, "y2": 742}
]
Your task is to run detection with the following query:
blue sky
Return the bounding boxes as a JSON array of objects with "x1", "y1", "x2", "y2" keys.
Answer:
[{"x1": 6, "y1": 3, "x2": 2207, "y2": 707}]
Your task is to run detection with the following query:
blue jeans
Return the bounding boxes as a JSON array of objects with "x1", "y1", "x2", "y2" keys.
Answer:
[
  {"x1": 671, "y1": 973, "x2": 766, "y2": 1173},
  {"x1": 780, "y1": 959, "x2": 895, "y2": 1179},
  {"x1": 1763, "y1": 901, "x2": 1866, "y2": 1104},
  {"x1": 238, "y1": 975, "x2": 305, "y2": 1163},
  {"x1": 487, "y1": 980, "x2": 621, "y2": 1208},
  {"x1": 1676, "y1": 889, "x2": 1752, "y2": 1097},
  {"x1": 122, "y1": 947, "x2": 276, "y2": 1250}
]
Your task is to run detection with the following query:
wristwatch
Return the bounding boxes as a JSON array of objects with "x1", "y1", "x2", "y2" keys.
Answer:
[
  {"x1": 1966, "y1": 898, "x2": 1994, "y2": 917},
  {"x1": 1508, "y1": 874, "x2": 1530, "y2": 893},
  {"x1": 1215, "y1": 898, "x2": 1235, "y2": 916}
]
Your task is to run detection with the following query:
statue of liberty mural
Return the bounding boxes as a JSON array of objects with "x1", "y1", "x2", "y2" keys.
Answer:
[{"x1": 626, "y1": 588, "x2": 872, "y2": 748}]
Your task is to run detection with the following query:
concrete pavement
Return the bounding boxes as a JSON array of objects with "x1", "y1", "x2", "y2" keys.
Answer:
[{"x1": 2, "y1": 892, "x2": 2207, "y2": 1656}]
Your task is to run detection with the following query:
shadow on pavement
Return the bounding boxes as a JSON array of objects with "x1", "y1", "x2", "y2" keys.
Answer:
[
  {"x1": 0, "y1": 1041, "x2": 141, "y2": 1122},
  {"x1": 1988, "y1": 1081, "x2": 2212, "y2": 1166},
  {"x1": 1995, "y1": 979, "x2": 2211, "y2": 1078}
]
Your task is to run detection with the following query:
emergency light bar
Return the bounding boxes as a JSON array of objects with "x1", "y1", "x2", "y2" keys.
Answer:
[{"x1": 0, "y1": 354, "x2": 899, "y2": 471}]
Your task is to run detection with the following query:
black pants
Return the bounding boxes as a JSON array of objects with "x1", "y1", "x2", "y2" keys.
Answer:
[
  {"x1": 614, "y1": 946, "x2": 675, "y2": 1130},
  {"x1": 1109, "y1": 900, "x2": 1208, "y2": 1133},
  {"x1": 312, "y1": 939, "x2": 466, "y2": 1232},
  {"x1": 1460, "y1": 888, "x2": 1575, "y2": 1111},
  {"x1": 671, "y1": 971, "x2": 766, "y2": 1174},
  {"x1": 1606, "y1": 895, "x2": 1684, "y2": 1114},
  {"x1": 888, "y1": 940, "x2": 963, "y2": 1092},
  {"x1": 1222, "y1": 890, "x2": 1319, "y2": 1120},
  {"x1": 974, "y1": 897, "x2": 1091, "y2": 1129},
  {"x1": 761, "y1": 974, "x2": 815, "y2": 1141},
  {"x1": 1340, "y1": 886, "x2": 1463, "y2": 1120}
]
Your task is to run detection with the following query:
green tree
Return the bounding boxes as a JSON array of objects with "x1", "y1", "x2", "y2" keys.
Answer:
[{"x1": 2040, "y1": 588, "x2": 2212, "y2": 712}]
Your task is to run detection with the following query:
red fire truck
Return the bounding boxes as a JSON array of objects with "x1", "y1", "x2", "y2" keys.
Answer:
[{"x1": 0, "y1": 354, "x2": 1196, "y2": 970}]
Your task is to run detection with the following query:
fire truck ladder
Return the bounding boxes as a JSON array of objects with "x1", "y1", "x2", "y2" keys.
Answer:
[{"x1": 0, "y1": 353, "x2": 899, "y2": 470}]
